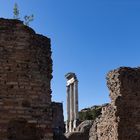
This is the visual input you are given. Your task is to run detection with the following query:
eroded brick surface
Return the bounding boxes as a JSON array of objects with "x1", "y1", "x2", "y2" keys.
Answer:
[
  {"x1": 52, "y1": 102, "x2": 65, "y2": 136},
  {"x1": 0, "y1": 18, "x2": 53, "y2": 140},
  {"x1": 89, "y1": 67, "x2": 140, "y2": 140}
]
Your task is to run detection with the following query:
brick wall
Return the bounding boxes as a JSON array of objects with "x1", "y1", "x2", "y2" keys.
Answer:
[
  {"x1": 89, "y1": 67, "x2": 140, "y2": 140},
  {"x1": 52, "y1": 102, "x2": 65, "y2": 133},
  {"x1": 0, "y1": 18, "x2": 53, "y2": 140},
  {"x1": 52, "y1": 102, "x2": 65, "y2": 140}
]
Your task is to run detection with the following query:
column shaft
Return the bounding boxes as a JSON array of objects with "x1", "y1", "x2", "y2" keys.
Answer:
[
  {"x1": 69, "y1": 84, "x2": 72, "y2": 121},
  {"x1": 74, "y1": 81, "x2": 78, "y2": 120},
  {"x1": 71, "y1": 83, "x2": 74, "y2": 121},
  {"x1": 66, "y1": 86, "x2": 70, "y2": 133},
  {"x1": 67, "y1": 86, "x2": 70, "y2": 121},
  {"x1": 69, "y1": 84, "x2": 74, "y2": 132}
]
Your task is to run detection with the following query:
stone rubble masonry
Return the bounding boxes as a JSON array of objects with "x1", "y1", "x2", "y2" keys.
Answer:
[
  {"x1": 0, "y1": 18, "x2": 53, "y2": 140},
  {"x1": 89, "y1": 67, "x2": 140, "y2": 140},
  {"x1": 52, "y1": 102, "x2": 65, "y2": 134},
  {"x1": 52, "y1": 102, "x2": 65, "y2": 140}
]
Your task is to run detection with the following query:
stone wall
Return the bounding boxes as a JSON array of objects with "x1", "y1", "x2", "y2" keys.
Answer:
[
  {"x1": 89, "y1": 67, "x2": 140, "y2": 140},
  {"x1": 52, "y1": 102, "x2": 65, "y2": 140},
  {"x1": 0, "y1": 18, "x2": 53, "y2": 140}
]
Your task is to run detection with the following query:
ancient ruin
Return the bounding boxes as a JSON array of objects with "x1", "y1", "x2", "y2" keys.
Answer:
[
  {"x1": 0, "y1": 18, "x2": 140, "y2": 140},
  {"x1": 0, "y1": 18, "x2": 64, "y2": 140},
  {"x1": 89, "y1": 67, "x2": 140, "y2": 140},
  {"x1": 52, "y1": 102, "x2": 65, "y2": 140},
  {"x1": 65, "y1": 73, "x2": 79, "y2": 133},
  {"x1": 65, "y1": 67, "x2": 140, "y2": 140}
]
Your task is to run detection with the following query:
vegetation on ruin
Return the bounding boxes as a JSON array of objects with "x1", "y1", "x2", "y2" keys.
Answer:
[
  {"x1": 13, "y1": 3, "x2": 19, "y2": 19},
  {"x1": 13, "y1": 3, "x2": 34, "y2": 26},
  {"x1": 24, "y1": 15, "x2": 34, "y2": 26},
  {"x1": 79, "y1": 105, "x2": 102, "y2": 121}
]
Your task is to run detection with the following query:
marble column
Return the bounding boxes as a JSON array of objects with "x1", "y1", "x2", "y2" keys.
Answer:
[
  {"x1": 73, "y1": 80, "x2": 78, "y2": 130},
  {"x1": 75, "y1": 80, "x2": 78, "y2": 120},
  {"x1": 66, "y1": 86, "x2": 70, "y2": 133},
  {"x1": 65, "y1": 73, "x2": 79, "y2": 133},
  {"x1": 69, "y1": 84, "x2": 73, "y2": 132}
]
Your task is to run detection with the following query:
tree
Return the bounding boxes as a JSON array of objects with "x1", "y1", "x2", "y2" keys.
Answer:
[
  {"x1": 13, "y1": 3, "x2": 34, "y2": 26},
  {"x1": 13, "y1": 3, "x2": 20, "y2": 19},
  {"x1": 24, "y1": 14, "x2": 34, "y2": 26},
  {"x1": 79, "y1": 106, "x2": 102, "y2": 121}
]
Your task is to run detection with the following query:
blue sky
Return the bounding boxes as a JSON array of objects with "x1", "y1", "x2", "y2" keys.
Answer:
[{"x1": 1, "y1": 0, "x2": 140, "y2": 119}]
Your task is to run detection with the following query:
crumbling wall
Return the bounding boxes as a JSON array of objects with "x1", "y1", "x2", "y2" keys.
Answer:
[
  {"x1": 0, "y1": 18, "x2": 53, "y2": 140},
  {"x1": 89, "y1": 67, "x2": 140, "y2": 140},
  {"x1": 52, "y1": 102, "x2": 65, "y2": 140}
]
